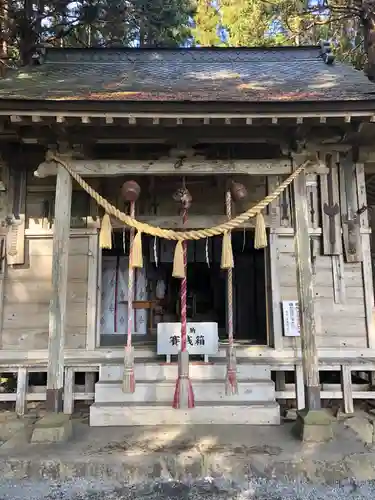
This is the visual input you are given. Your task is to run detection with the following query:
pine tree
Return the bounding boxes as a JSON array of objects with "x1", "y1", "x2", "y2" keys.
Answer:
[
  {"x1": 220, "y1": 0, "x2": 273, "y2": 46},
  {"x1": 192, "y1": 0, "x2": 221, "y2": 46}
]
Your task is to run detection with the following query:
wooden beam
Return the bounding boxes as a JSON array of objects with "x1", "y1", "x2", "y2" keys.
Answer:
[
  {"x1": 34, "y1": 157, "x2": 326, "y2": 178},
  {"x1": 355, "y1": 162, "x2": 375, "y2": 348},
  {"x1": 0, "y1": 161, "x2": 9, "y2": 335},
  {"x1": 269, "y1": 230, "x2": 283, "y2": 350},
  {"x1": 307, "y1": 144, "x2": 352, "y2": 154},
  {"x1": 292, "y1": 166, "x2": 321, "y2": 411},
  {"x1": 46, "y1": 164, "x2": 72, "y2": 413},
  {"x1": 339, "y1": 152, "x2": 362, "y2": 263},
  {"x1": 3, "y1": 110, "x2": 373, "y2": 119},
  {"x1": 63, "y1": 367, "x2": 74, "y2": 415},
  {"x1": 15, "y1": 366, "x2": 28, "y2": 416},
  {"x1": 86, "y1": 234, "x2": 99, "y2": 350},
  {"x1": 341, "y1": 365, "x2": 354, "y2": 414},
  {"x1": 358, "y1": 147, "x2": 375, "y2": 163}
]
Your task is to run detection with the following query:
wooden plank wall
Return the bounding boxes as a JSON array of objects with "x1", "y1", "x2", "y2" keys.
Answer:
[
  {"x1": 1, "y1": 236, "x2": 89, "y2": 350},
  {"x1": 278, "y1": 245, "x2": 366, "y2": 348},
  {"x1": 0, "y1": 165, "x2": 91, "y2": 351},
  {"x1": 272, "y1": 160, "x2": 369, "y2": 350}
]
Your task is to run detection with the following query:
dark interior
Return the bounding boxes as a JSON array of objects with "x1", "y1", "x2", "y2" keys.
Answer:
[{"x1": 100, "y1": 230, "x2": 267, "y2": 346}]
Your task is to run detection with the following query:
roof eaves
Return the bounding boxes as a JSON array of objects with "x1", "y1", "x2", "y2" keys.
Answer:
[{"x1": 1, "y1": 97, "x2": 375, "y2": 115}]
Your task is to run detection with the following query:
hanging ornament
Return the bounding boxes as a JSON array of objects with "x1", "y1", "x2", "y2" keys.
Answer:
[
  {"x1": 121, "y1": 180, "x2": 143, "y2": 269},
  {"x1": 173, "y1": 186, "x2": 192, "y2": 210},
  {"x1": 230, "y1": 180, "x2": 248, "y2": 202},
  {"x1": 172, "y1": 184, "x2": 192, "y2": 279},
  {"x1": 121, "y1": 180, "x2": 141, "y2": 202}
]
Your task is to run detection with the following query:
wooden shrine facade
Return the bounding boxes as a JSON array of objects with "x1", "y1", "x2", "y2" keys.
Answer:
[{"x1": 0, "y1": 45, "x2": 375, "y2": 418}]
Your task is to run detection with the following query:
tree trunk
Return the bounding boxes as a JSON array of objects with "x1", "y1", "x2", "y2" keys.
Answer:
[
  {"x1": 19, "y1": 0, "x2": 36, "y2": 65},
  {"x1": 362, "y1": 4, "x2": 375, "y2": 80}
]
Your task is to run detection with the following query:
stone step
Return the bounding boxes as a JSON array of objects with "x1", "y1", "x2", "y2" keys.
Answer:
[
  {"x1": 89, "y1": 401, "x2": 280, "y2": 426},
  {"x1": 99, "y1": 363, "x2": 271, "y2": 382},
  {"x1": 94, "y1": 379, "x2": 276, "y2": 404}
]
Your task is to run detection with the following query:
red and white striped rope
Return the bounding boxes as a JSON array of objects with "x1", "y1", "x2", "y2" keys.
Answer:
[
  {"x1": 127, "y1": 201, "x2": 135, "y2": 348},
  {"x1": 226, "y1": 190, "x2": 234, "y2": 346},
  {"x1": 180, "y1": 208, "x2": 188, "y2": 351}
]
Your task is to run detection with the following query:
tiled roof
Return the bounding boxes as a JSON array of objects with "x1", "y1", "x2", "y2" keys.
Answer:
[{"x1": 0, "y1": 46, "x2": 374, "y2": 103}]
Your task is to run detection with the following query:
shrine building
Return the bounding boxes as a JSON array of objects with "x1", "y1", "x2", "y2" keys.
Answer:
[{"x1": 0, "y1": 42, "x2": 373, "y2": 431}]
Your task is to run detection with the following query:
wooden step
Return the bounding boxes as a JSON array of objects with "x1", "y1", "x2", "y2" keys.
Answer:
[
  {"x1": 94, "y1": 379, "x2": 276, "y2": 404},
  {"x1": 99, "y1": 363, "x2": 271, "y2": 382},
  {"x1": 89, "y1": 401, "x2": 281, "y2": 426}
]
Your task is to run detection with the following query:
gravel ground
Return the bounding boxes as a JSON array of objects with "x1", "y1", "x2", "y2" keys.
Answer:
[{"x1": 1, "y1": 478, "x2": 375, "y2": 500}]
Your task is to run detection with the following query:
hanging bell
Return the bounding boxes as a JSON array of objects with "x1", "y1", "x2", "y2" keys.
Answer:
[
  {"x1": 121, "y1": 180, "x2": 141, "y2": 202},
  {"x1": 230, "y1": 180, "x2": 248, "y2": 202}
]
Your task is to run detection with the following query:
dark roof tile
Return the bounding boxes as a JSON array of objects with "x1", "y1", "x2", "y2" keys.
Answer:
[{"x1": 0, "y1": 46, "x2": 373, "y2": 103}]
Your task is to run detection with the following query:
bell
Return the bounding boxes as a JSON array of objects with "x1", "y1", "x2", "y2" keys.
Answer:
[
  {"x1": 230, "y1": 181, "x2": 247, "y2": 202},
  {"x1": 121, "y1": 180, "x2": 141, "y2": 202}
]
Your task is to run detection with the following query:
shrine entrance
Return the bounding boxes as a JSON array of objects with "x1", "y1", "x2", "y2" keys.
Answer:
[{"x1": 99, "y1": 229, "x2": 268, "y2": 347}]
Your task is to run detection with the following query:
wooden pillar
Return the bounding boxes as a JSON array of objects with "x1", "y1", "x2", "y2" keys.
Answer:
[
  {"x1": 46, "y1": 164, "x2": 72, "y2": 412},
  {"x1": 292, "y1": 169, "x2": 321, "y2": 411}
]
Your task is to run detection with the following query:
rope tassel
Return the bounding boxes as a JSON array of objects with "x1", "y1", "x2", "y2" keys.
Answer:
[
  {"x1": 123, "y1": 345, "x2": 135, "y2": 393},
  {"x1": 173, "y1": 350, "x2": 195, "y2": 409},
  {"x1": 225, "y1": 346, "x2": 238, "y2": 395},
  {"x1": 221, "y1": 231, "x2": 234, "y2": 270},
  {"x1": 254, "y1": 212, "x2": 267, "y2": 249},
  {"x1": 130, "y1": 230, "x2": 143, "y2": 269},
  {"x1": 172, "y1": 240, "x2": 185, "y2": 278},
  {"x1": 99, "y1": 213, "x2": 112, "y2": 249}
]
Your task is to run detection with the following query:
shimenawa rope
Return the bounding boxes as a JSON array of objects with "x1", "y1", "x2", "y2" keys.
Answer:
[{"x1": 45, "y1": 152, "x2": 308, "y2": 241}]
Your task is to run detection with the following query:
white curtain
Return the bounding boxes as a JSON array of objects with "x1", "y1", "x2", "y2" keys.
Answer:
[{"x1": 100, "y1": 256, "x2": 148, "y2": 335}]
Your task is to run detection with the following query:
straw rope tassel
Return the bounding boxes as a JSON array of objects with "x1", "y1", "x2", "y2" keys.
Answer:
[
  {"x1": 99, "y1": 213, "x2": 112, "y2": 249},
  {"x1": 173, "y1": 208, "x2": 195, "y2": 409},
  {"x1": 48, "y1": 151, "x2": 307, "y2": 242},
  {"x1": 254, "y1": 211, "x2": 267, "y2": 249},
  {"x1": 123, "y1": 201, "x2": 136, "y2": 393},
  {"x1": 225, "y1": 189, "x2": 238, "y2": 395}
]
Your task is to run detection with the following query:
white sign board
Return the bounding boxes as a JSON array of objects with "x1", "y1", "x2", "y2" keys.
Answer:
[
  {"x1": 157, "y1": 322, "x2": 219, "y2": 355},
  {"x1": 282, "y1": 301, "x2": 300, "y2": 337}
]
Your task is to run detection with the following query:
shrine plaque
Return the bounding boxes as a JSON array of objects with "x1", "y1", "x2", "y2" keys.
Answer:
[
  {"x1": 157, "y1": 322, "x2": 219, "y2": 355},
  {"x1": 282, "y1": 301, "x2": 300, "y2": 337}
]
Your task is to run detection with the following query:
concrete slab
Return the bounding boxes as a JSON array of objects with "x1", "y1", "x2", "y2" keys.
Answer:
[
  {"x1": 31, "y1": 413, "x2": 73, "y2": 444},
  {"x1": 0, "y1": 412, "x2": 29, "y2": 441},
  {"x1": 345, "y1": 415, "x2": 374, "y2": 445},
  {"x1": 293, "y1": 409, "x2": 334, "y2": 443},
  {"x1": 0, "y1": 418, "x2": 373, "y2": 484},
  {"x1": 0, "y1": 425, "x2": 33, "y2": 450}
]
